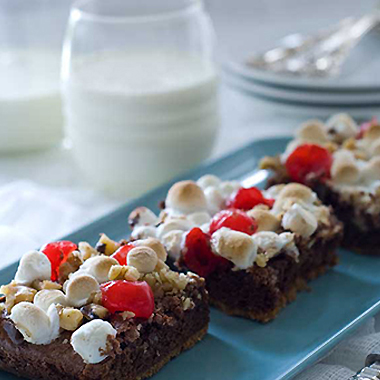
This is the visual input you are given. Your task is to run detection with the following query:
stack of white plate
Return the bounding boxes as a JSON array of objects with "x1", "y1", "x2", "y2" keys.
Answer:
[{"x1": 223, "y1": 34, "x2": 380, "y2": 119}]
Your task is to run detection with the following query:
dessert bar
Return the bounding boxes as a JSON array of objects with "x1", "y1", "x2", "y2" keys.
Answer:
[
  {"x1": 260, "y1": 113, "x2": 380, "y2": 255},
  {"x1": 0, "y1": 237, "x2": 208, "y2": 380},
  {"x1": 129, "y1": 176, "x2": 343, "y2": 322}
]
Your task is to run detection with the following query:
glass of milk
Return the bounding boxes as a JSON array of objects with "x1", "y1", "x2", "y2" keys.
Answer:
[
  {"x1": 0, "y1": 0, "x2": 71, "y2": 153},
  {"x1": 61, "y1": 0, "x2": 219, "y2": 197}
]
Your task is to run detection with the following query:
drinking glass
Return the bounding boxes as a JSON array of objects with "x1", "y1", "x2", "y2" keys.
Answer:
[
  {"x1": 61, "y1": 0, "x2": 219, "y2": 197},
  {"x1": 0, "y1": 0, "x2": 71, "y2": 152}
]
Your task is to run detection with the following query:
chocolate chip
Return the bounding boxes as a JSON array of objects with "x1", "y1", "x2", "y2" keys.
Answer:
[
  {"x1": 81, "y1": 304, "x2": 109, "y2": 321},
  {"x1": 96, "y1": 243, "x2": 107, "y2": 254}
]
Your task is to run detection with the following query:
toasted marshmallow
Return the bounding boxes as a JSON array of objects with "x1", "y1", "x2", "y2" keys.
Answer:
[
  {"x1": 219, "y1": 181, "x2": 241, "y2": 198},
  {"x1": 276, "y1": 183, "x2": 316, "y2": 204},
  {"x1": 65, "y1": 275, "x2": 99, "y2": 307},
  {"x1": 160, "y1": 230, "x2": 185, "y2": 260},
  {"x1": 130, "y1": 225, "x2": 156, "y2": 240},
  {"x1": 156, "y1": 218, "x2": 193, "y2": 239},
  {"x1": 34, "y1": 290, "x2": 67, "y2": 312},
  {"x1": 326, "y1": 113, "x2": 357, "y2": 142},
  {"x1": 133, "y1": 238, "x2": 167, "y2": 261},
  {"x1": 204, "y1": 186, "x2": 225, "y2": 215},
  {"x1": 282, "y1": 204, "x2": 318, "y2": 237},
  {"x1": 79, "y1": 256, "x2": 119, "y2": 284},
  {"x1": 196, "y1": 174, "x2": 221, "y2": 190},
  {"x1": 10, "y1": 302, "x2": 59, "y2": 345},
  {"x1": 361, "y1": 157, "x2": 380, "y2": 184},
  {"x1": 127, "y1": 247, "x2": 158, "y2": 274},
  {"x1": 187, "y1": 211, "x2": 211, "y2": 226},
  {"x1": 211, "y1": 228, "x2": 257, "y2": 269},
  {"x1": 297, "y1": 119, "x2": 328, "y2": 143},
  {"x1": 263, "y1": 184, "x2": 285, "y2": 199},
  {"x1": 247, "y1": 209, "x2": 280, "y2": 232},
  {"x1": 253, "y1": 231, "x2": 297, "y2": 260},
  {"x1": 71, "y1": 320, "x2": 117, "y2": 364},
  {"x1": 331, "y1": 150, "x2": 360, "y2": 184},
  {"x1": 128, "y1": 207, "x2": 158, "y2": 228},
  {"x1": 165, "y1": 181, "x2": 207, "y2": 215},
  {"x1": 14, "y1": 250, "x2": 51, "y2": 286}
]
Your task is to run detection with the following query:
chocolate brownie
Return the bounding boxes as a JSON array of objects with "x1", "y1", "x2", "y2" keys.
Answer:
[
  {"x1": 0, "y1": 237, "x2": 209, "y2": 380},
  {"x1": 128, "y1": 176, "x2": 343, "y2": 322}
]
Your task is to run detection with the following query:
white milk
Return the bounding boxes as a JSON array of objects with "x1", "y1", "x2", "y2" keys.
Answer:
[
  {"x1": 62, "y1": 50, "x2": 219, "y2": 197},
  {"x1": 0, "y1": 49, "x2": 63, "y2": 152}
]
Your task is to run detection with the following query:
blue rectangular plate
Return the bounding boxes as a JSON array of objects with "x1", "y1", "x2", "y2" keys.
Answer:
[{"x1": 1, "y1": 137, "x2": 380, "y2": 380}]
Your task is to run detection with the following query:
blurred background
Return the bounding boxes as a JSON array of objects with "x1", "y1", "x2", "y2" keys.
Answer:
[{"x1": 0, "y1": 0, "x2": 379, "y2": 265}]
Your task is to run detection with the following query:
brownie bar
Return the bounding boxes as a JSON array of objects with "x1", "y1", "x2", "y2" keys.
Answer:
[
  {"x1": 0, "y1": 280, "x2": 209, "y2": 380},
  {"x1": 178, "y1": 215, "x2": 342, "y2": 323}
]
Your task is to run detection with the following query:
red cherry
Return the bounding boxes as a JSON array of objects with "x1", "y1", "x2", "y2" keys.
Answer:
[
  {"x1": 183, "y1": 228, "x2": 229, "y2": 278},
  {"x1": 100, "y1": 280, "x2": 154, "y2": 318},
  {"x1": 226, "y1": 187, "x2": 274, "y2": 210},
  {"x1": 41, "y1": 241, "x2": 77, "y2": 281},
  {"x1": 357, "y1": 117, "x2": 378, "y2": 139},
  {"x1": 285, "y1": 144, "x2": 332, "y2": 184},
  {"x1": 209, "y1": 209, "x2": 257, "y2": 236},
  {"x1": 111, "y1": 243, "x2": 135, "y2": 266}
]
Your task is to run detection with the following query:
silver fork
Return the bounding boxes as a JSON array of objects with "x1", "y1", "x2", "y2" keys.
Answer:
[
  {"x1": 349, "y1": 354, "x2": 380, "y2": 379},
  {"x1": 247, "y1": 13, "x2": 380, "y2": 77}
]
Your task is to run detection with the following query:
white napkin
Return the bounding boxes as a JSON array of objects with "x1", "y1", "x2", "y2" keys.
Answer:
[{"x1": 0, "y1": 180, "x2": 379, "y2": 380}]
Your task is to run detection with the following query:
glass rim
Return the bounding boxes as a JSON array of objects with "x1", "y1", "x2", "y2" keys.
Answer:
[{"x1": 71, "y1": 0, "x2": 203, "y2": 24}]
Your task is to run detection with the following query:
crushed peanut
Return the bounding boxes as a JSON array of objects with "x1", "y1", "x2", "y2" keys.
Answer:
[
  {"x1": 31, "y1": 280, "x2": 62, "y2": 291},
  {"x1": 58, "y1": 251, "x2": 83, "y2": 283},
  {"x1": 80, "y1": 303, "x2": 109, "y2": 321},
  {"x1": 78, "y1": 242, "x2": 99, "y2": 261},
  {"x1": 120, "y1": 311, "x2": 136, "y2": 320},
  {"x1": 0, "y1": 282, "x2": 37, "y2": 312},
  {"x1": 59, "y1": 307, "x2": 83, "y2": 331},
  {"x1": 182, "y1": 297, "x2": 194, "y2": 311},
  {"x1": 96, "y1": 234, "x2": 120, "y2": 256},
  {"x1": 108, "y1": 265, "x2": 140, "y2": 282}
]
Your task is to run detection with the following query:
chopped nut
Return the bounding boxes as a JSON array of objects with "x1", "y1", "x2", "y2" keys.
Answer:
[
  {"x1": 124, "y1": 266, "x2": 140, "y2": 282},
  {"x1": 324, "y1": 141, "x2": 338, "y2": 153},
  {"x1": 108, "y1": 265, "x2": 124, "y2": 281},
  {"x1": 342, "y1": 137, "x2": 357, "y2": 150},
  {"x1": 259, "y1": 156, "x2": 282, "y2": 171},
  {"x1": 59, "y1": 307, "x2": 83, "y2": 331},
  {"x1": 58, "y1": 251, "x2": 83, "y2": 284},
  {"x1": 78, "y1": 242, "x2": 99, "y2": 261},
  {"x1": 120, "y1": 311, "x2": 135, "y2": 320},
  {"x1": 31, "y1": 280, "x2": 62, "y2": 291},
  {"x1": 95, "y1": 234, "x2": 120, "y2": 256},
  {"x1": 255, "y1": 254, "x2": 268, "y2": 268},
  {"x1": 182, "y1": 297, "x2": 194, "y2": 311},
  {"x1": 92, "y1": 291, "x2": 103, "y2": 305},
  {"x1": 0, "y1": 303, "x2": 5, "y2": 313},
  {"x1": 0, "y1": 282, "x2": 37, "y2": 312},
  {"x1": 80, "y1": 303, "x2": 109, "y2": 321}
]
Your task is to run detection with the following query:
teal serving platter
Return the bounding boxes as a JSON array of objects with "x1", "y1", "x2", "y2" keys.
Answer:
[{"x1": 1, "y1": 137, "x2": 380, "y2": 380}]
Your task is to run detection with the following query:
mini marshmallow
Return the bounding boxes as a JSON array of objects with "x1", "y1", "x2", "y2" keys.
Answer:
[
  {"x1": 187, "y1": 211, "x2": 211, "y2": 226},
  {"x1": 276, "y1": 183, "x2": 316, "y2": 204},
  {"x1": 165, "y1": 181, "x2": 207, "y2": 215},
  {"x1": 156, "y1": 218, "x2": 193, "y2": 239},
  {"x1": 130, "y1": 225, "x2": 156, "y2": 240},
  {"x1": 160, "y1": 230, "x2": 185, "y2": 260},
  {"x1": 361, "y1": 157, "x2": 380, "y2": 183},
  {"x1": 263, "y1": 184, "x2": 285, "y2": 199},
  {"x1": 247, "y1": 209, "x2": 280, "y2": 232},
  {"x1": 196, "y1": 174, "x2": 221, "y2": 190},
  {"x1": 65, "y1": 275, "x2": 99, "y2": 307},
  {"x1": 14, "y1": 250, "x2": 51, "y2": 286},
  {"x1": 331, "y1": 150, "x2": 360, "y2": 184},
  {"x1": 204, "y1": 186, "x2": 225, "y2": 215},
  {"x1": 253, "y1": 231, "x2": 297, "y2": 260},
  {"x1": 127, "y1": 247, "x2": 158, "y2": 274},
  {"x1": 282, "y1": 204, "x2": 318, "y2": 237},
  {"x1": 133, "y1": 238, "x2": 167, "y2": 261},
  {"x1": 326, "y1": 113, "x2": 358, "y2": 142},
  {"x1": 296, "y1": 119, "x2": 328, "y2": 143},
  {"x1": 79, "y1": 256, "x2": 119, "y2": 283},
  {"x1": 10, "y1": 302, "x2": 59, "y2": 345},
  {"x1": 128, "y1": 207, "x2": 158, "y2": 228},
  {"x1": 34, "y1": 289, "x2": 67, "y2": 312},
  {"x1": 219, "y1": 181, "x2": 241, "y2": 198},
  {"x1": 71, "y1": 319, "x2": 117, "y2": 364},
  {"x1": 211, "y1": 228, "x2": 257, "y2": 269}
]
